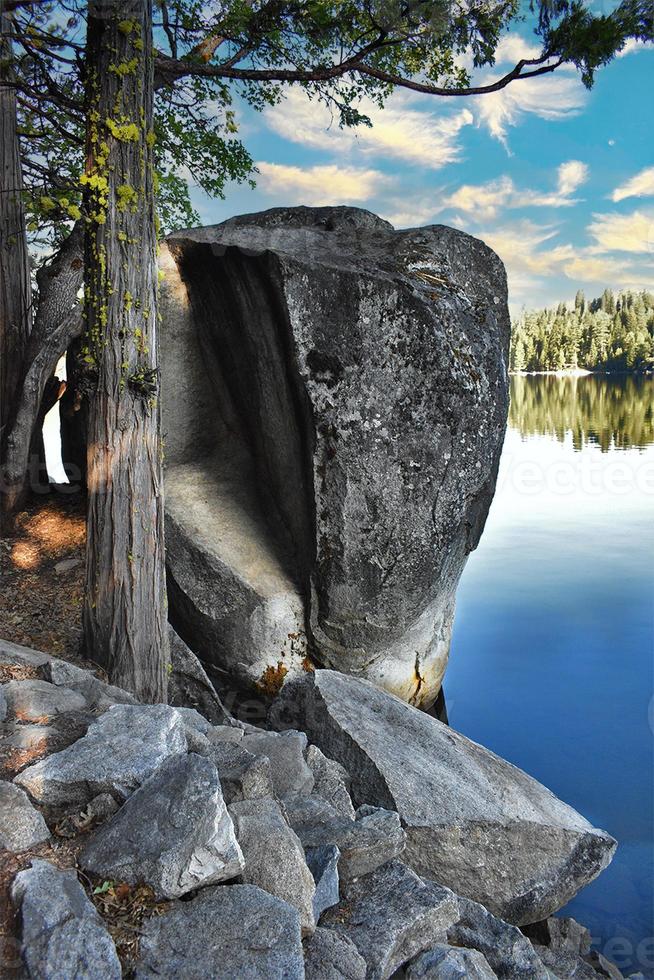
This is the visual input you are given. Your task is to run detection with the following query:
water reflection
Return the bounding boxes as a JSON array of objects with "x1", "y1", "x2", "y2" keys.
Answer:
[{"x1": 510, "y1": 375, "x2": 654, "y2": 452}]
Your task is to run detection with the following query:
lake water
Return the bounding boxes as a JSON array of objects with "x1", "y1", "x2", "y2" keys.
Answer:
[{"x1": 447, "y1": 374, "x2": 654, "y2": 977}]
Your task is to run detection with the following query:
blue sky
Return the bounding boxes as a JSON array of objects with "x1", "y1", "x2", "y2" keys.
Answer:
[{"x1": 188, "y1": 32, "x2": 654, "y2": 313}]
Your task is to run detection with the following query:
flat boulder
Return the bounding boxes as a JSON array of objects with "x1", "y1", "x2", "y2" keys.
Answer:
[
  {"x1": 11, "y1": 859, "x2": 121, "y2": 979},
  {"x1": 320, "y1": 860, "x2": 459, "y2": 980},
  {"x1": 134, "y1": 884, "x2": 304, "y2": 979},
  {"x1": 80, "y1": 753, "x2": 244, "y2": 898},
  {"x1": 3, "y1": 679, "x2": 88, "y2": 722},
  {"x1": 271, "y1": 670, "x2": 616, "y2": 924},
  {"x1": 14, "y1": 704, "x2": 187, "y2": 805}
]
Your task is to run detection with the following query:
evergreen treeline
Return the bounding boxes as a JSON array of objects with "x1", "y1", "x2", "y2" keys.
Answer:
[
  {"x1": 509, "y1": 375, "x2": 654, "y2": 452},
  {"x1": 510, "y1": 289, "x2": 654, "y2": 373}
]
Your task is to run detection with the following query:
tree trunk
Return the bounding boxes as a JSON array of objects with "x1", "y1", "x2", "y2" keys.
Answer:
[
  {"x1": 1, "y1": 223, "x2": 85, "y2": 512},
  {"x1": 0, "y1": 4, "x2": 31, "y2": 524},
  {"x1": 82, "y1": 0, "x2": 168, "y2": 701}
]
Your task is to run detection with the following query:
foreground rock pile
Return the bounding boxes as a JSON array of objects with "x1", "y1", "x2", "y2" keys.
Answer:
[{"x1": 0, "y1": 639, "x2": 631, "y2": 979}]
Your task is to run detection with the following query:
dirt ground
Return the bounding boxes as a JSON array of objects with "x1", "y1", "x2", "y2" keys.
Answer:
[{"x1": 0, "y1": 490, "x2": 86, "y2": 660}]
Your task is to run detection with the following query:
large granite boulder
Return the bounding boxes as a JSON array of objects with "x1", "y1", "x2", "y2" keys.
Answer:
[
  {"x1": 271, "y1": 670, "x2": 616, "y2": 925},
  {"x1": 160, "y1": 206, "x2": 510, "y2": 706}
]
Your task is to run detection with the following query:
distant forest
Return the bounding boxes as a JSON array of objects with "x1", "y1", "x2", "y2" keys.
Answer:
[{"x1": 510, "y1": 289, "x2": 654, "y2": 373}]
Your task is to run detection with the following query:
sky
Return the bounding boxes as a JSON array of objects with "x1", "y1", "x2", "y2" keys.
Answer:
[{"x1": 186, "y1": 29, "x2": 654, "y2": 315}]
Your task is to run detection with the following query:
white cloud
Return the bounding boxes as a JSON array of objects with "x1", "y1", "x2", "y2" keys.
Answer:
[
  {"x1": 611, "y1": 167, "x2": 654, "y2": 202},
  {"x1": 255, "y1": 162, "x2": 392, "y2": 205},
  {"x1": 264, "y1": 88, "x2": 473, "y2": 170},
  {"x1": 493, "y1": 34, "x2": 543, "y2": 64},
  {"x1": 588, "y1": 209, "x2": 654, "y2": 254},
  {"x1": 557, "y1": 160, "x2": 588, "y2": 196},
  {"x1": 473, "y1": 73, "x2": 587, "y2": 148},
  {"x1": 616, "y1": 38, "x2": 654, "y2": 57},
  {"x1": 445, "y1": 160, "x2": 588, "y2": 220}
]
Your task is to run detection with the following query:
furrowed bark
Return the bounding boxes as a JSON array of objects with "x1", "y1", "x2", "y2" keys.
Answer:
[
  {"x1": 0, "y1": 3, "x2": 31, "y2": 524},
  {"x1": 82, "y1": 0, "x2": 168, "y2": 701}
]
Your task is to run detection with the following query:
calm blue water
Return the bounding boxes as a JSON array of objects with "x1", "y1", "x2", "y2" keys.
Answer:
[{"x1": 447, "y1": 375, "x2": 654, "y2": 978}]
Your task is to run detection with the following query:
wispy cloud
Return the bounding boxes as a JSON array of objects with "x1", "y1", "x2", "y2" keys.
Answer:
[
  {"x1": 263, "y1": 88, "x2": 473, "y2": 170},
  {"x1": 611, "y1": 167, "x2": 654, "y2": 203},
  {"x1": 616, "y1": 38, "x2": 654, "y2": 57},
  {"x1": 472, "y1": 73, "x2": 587, "y2": 149},
  {"x1": 445, "y1": 161, "x2": 589, "y2": 220},
  {"x1": 255, "y1": 162, "x2": 393, "y2": 205},
  {"x1": 588, "y1": 208, "x2": 654, "y2": 253}
]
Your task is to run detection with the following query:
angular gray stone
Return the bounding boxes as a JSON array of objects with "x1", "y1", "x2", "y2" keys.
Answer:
[
  {"x1": 207, "y1": 738, "x2": 273, "y2": 804},
  {"x1": 229, "y1": 795, "x2": 316, "y2": 935},
  {"x1": 11, "y1": 859, "x2": 121, "y2": 979},
  {"x1": 80, "y1": 753, "x2": 243, "y2": 898},
  {"x1": 522, "y1": 916, "x2": 592, "y2": 956},
  {"x1": 0, "y1": 684, "x2": 6, "y2": 722},
  {"x1": 242, "y1": 729, "x2": 314, "y2": 799},
  {"x1": 161, "y1": 207, "x2": 510, "y2": 705},
  {"x1": 306, "y1": 744, "x2": 355, "y2": 819},
  {"x1": 0, "y1": 781, "x2": 50, "y2": 851},
  {"x1": 584, "y1": 950, "x2": 624, "y2": 979},
  {"x1": 303, "y1": 927, "x2": 367, "y2": 980},
  {"x1": 3, "y1": 679, "x2": 88, "y2": 722},
  {"x1": 321, "y1": 860, "x2": 459, "y2": 980},
  {"x1": 306, "y1": 844, "x2": 340, "y2": 920},
  {"x1": 15, "y1": 703, "x2": 187, "y2": 805},
  {"x1": 167, "y1": 624, "x2": 234, "y2": 725},
  {"x1": 134, "y1": 884, "x2": 304, "y2": 979},
  {"x1": 0, "y1": 638, "x2": 50, "y2": 671},
  {"x1": 45, "y1": 659, "x2": 137, "y2": 711},
  {"x1": 297, "y1": 805, "x2": 405, "y2": 883},
  {"x1": 534, "y1": 945, "x2": 607, "y2": 979},
  {"x1": 271, "y1": 670, "x2": 617, "y2": 924},
  {"x1": 283, "y1": 793, "x2": 341, "y2": 831},
  {"x1": 447, "y1": 896, "x2": 550, "y2": 979},
  {"x1": 406, "y1": 944, "x2": 498, "y2": 979},
  {"x1": 0, "y1": 712, "x2": 92, "y2": 780}
]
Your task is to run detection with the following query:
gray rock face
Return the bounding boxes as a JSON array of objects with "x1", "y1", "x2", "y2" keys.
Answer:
[
  {"x1": 447, "y1": 896, "x2": 550, "y2": 979},
  {"x1": 534, "y1": 945, "x2": 609, "y2": 979},
  {"x1": 303, "y1": 927, "x2": 368, "y2": 980},
  {"x1": 161, "y1": 206, "x2": 510, "y2": 705},
  {"x1": 0, "y1": 684, "x2": 7, "y2": 722},
  {"x1": 14, "y1": 703, "x2": 187, "y2": 805},
  {"x1": 306, "y1": 744, "x2": 355, "y2": 819},
  {"x1": 45, "y1": 659, "x2": 137, "y2": 711},
  {"x1": 3, "y1": 679, "x2": 88, "y2": 722},
  {"x1": 207, "y1": 738, "x2": 273, "y2": 804},
  {"x1": 80, "y1": 753, "x2": 243, "y2": 898},
  {"x1": 241, "y1": 729, "x2": 314, "y2": 799},
  {"x1": 407, "y1": 944, "x2": 498, "y2": 979},
  {"x1": 0, "y1": 781, "x2": 50, "y2": 851},
  {"x1": 522, "y1": 916, "x2": 592, "y2": 956},
  {"x1": 306, "y1": 844, "x2": 340, "y2": 920},
  {"x1": 271, "y1": 670, "x2": 616, "y2": 924},
  {"x1": 321, "y1": 860, "x2": 459, "y2": 980},
  {"x1": 11, "y1": 859, "x2": 121, "y2": 979},
  {"x1": 167, "y1": 625, "x2": 234, "y2": 725},
  {"x1": 297, "y1": 805, "x2": 405, "y2": 883},
  {"x1": 134, "y1": 884, "x2": 304, "y2": 979},
  {"x1": 230, "y1": 795, "x2": 316, "y2": 935}
]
